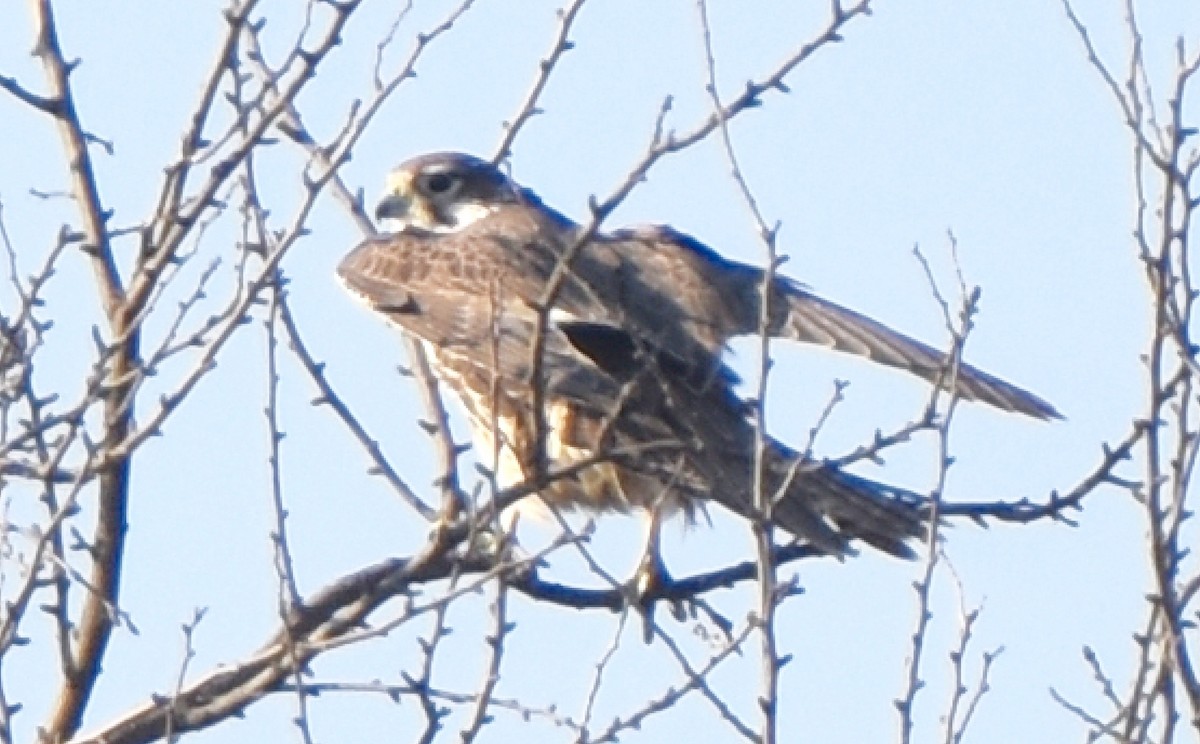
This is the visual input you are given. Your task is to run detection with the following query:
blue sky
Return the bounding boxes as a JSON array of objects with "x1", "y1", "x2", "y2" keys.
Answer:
[{"x1": 0, "y1": 0, "x2": 1193, "y2": 742}]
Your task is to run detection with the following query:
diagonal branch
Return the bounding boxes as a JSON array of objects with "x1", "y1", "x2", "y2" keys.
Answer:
[
  {"x1": 491, "y1": 0, "x2": 591, "y2": 164},
  {"x1": 29, "y1": 1, "x2": 136, "y2": 739},
  {"x1": 30, "y1": 0, "x2": 125, "y2": 319}
]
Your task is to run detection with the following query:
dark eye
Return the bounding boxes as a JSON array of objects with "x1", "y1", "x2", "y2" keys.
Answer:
[{"x1": 424, "y1": 173, "x2": 455, "y2": 194}]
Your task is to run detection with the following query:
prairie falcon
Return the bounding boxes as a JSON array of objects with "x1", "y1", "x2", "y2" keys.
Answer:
[{"x1": 338, "y1": 151, "x2": 1057, "y2": 558}]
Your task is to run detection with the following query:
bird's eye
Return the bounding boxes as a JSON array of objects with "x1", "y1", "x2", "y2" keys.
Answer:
[{"x1": 424, "y1": 173, "x2": 456, "y2": 194}]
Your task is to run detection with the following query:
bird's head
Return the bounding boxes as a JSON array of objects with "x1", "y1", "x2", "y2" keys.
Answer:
[{"x1": 374, "y1": 152, "x2": 520, "y2": 233}]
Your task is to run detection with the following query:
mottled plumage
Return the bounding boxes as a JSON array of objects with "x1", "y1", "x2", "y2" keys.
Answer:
[
  {"x1": 339, "y1": 152, "x2": 1055, "y2": 558},
  {"x1": 340, "y1": 223, "x2": 924, "y2": 556}
]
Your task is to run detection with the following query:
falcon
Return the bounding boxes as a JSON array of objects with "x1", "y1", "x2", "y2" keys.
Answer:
[{"x1": 338, "y1": 151, "x2": 1057, "y2": 560}]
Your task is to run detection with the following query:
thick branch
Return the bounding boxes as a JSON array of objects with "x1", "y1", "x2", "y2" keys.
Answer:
[
  {"x1": 31, "y1": 0, "x2": 124, "y2": 319},
  {"x1": 30, "y1": 1, "x2": 137, "y2": 739}
]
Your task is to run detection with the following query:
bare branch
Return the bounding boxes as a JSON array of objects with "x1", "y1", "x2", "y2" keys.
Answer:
[
  {"x1": 29, "y1": 0, "x2": 124, "y2": 318},
  {"x1": 492, "y1": 0, "x2": 591, "y2": 164},
  {"x1": 277, "y1": 292, "x2": 437, "y2": 521},
  {"x1": 0, "y1": 72, "x2": 57, "y2": 113}
]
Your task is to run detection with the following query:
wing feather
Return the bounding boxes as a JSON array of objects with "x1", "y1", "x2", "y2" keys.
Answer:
[
  {"x1": 770, "y1": 281, "x2": 1062, "y2": 419},
  {"x1": 340, "y1": 222, "x2": 926, "y2": 557},
  {"x1": 601, "y1": 224, "x2": 1059, "y2": 420}
]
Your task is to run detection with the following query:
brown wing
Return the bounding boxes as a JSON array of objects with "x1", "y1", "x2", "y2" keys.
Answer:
[
  {"x1": 339, "y1": 207, "x2": 732, "y2": 375},
  {"x1": 337, "y1": 208, "x2": 611, "y2": 352},
  {"x1": 764, "y1": 282, "x2": 1062, "y2": 419},
  {"x1": 602, "y1": 224, "x2": 1061, "y2": 421},
  {"x1": 340, "y1": 224, "x2": 924, "y2": 557},
  {"x1": 429, "y1": 308, "x2": 927, "y2": 559},
  {"x1": 549, "y1": 319, "x2": 927, "y2": 558},
  {"x1": 338, "y1": 230, "x2": 512, "y2": 352}
]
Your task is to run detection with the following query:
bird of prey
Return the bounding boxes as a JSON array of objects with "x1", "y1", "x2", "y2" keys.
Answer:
[{"x1": 338, "y1": 151, "x2": 1056, "y2": 560}]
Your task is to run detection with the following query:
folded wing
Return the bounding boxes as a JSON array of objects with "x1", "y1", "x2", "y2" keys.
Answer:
[{"x1": 601, "y1": 224, "x2": 1060, "y2": 420}]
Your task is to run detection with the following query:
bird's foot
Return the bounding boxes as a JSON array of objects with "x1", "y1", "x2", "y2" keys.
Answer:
[{"x1": 625, "y1": 550, "x2": 686, "y2": 644}]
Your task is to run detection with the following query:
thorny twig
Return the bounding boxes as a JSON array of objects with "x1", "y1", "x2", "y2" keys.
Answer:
[
  {"x1": 896, "y1": 240, "x2": 974, "y2": 744},
  {"x1": 492, "y1": 0, "x2": 592, "y2": 165}
]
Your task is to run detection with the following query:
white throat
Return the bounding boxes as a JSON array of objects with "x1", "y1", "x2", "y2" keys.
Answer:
[
  {"x1": 380, "y1": 201, "x2": 500, "y2": 234},
  {"x1": 443, "y1": 201, "x2": 499, "y2": 230}
]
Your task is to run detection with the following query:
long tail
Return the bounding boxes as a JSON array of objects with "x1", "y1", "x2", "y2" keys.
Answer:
[
  {"x1": 716, "y1": 449, "x2": 928, "y2": 560},
  {"x1": 762, "y1": 278, "x2": 1061, "y2": 421},
  {"x1": 700, "y1": 441, "x2": 926, "y2": 556}
]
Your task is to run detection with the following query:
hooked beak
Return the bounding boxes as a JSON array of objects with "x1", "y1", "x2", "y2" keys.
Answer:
[{"x1": 374, "y1": 192, "x2": 411, "y2": 222}]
